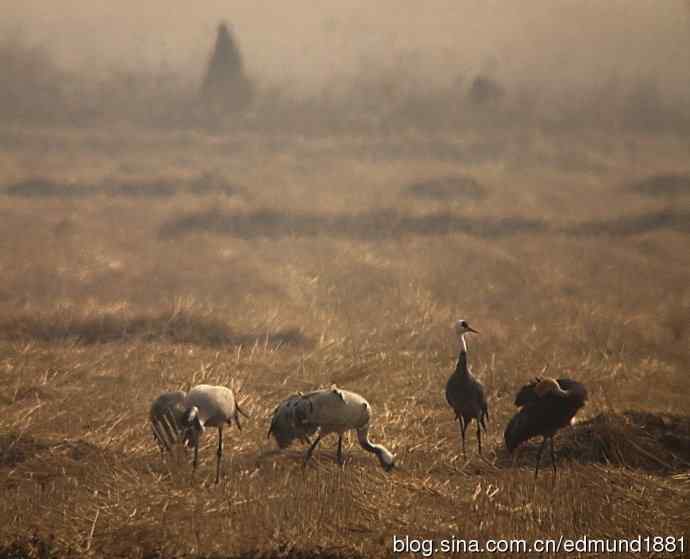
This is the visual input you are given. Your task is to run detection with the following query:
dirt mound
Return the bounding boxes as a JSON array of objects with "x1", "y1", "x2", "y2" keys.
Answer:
[
  {"x1": 499, "y1": 411, "x2": 690, "y2": 474},
  {"x1": 402, "y1": 175, "x2": 486, "y2": 201},
  {"x1": 561, "y1": 411, "x2": 690, "y2": 472},
  {"x1": 627, "y1": 173, "x2": 690, "y2": 197}
]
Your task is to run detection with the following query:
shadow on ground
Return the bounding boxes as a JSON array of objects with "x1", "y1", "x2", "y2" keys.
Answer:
[
  {"x1": 0, "y1": 312, "x2": 309, "y2": 348},
  {"x1": 564, "y1": 209, "x2": 690, "y2": 237},
  {"x1": 626, "y1": 173, "x2": 690, "y2": 198},
  {"x1": 2, "y1": 174, "x2": 241, "y2": 199},
  {"x1": 159, "y1": 209, "x2": 547, "y2": 240},
  {"x1": 159, "y1": 208, "x2": 690, "y2": 241},
  {"x1": 401, "y1": 175, "x2": 487, "y2": 201}
]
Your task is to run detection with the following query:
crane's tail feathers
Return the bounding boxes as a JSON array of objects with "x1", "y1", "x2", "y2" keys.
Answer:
[
  {"x1": 152, "y1": 410, "x2": 182, "y2": 453},
  {"x1": 151, "y1": 423, "x2": 168, "y2": 451}
]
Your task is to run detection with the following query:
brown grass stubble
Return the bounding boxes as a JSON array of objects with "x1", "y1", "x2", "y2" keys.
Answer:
[{"x1": 0, "y1": 128, "x2": 688, "y2": 558}]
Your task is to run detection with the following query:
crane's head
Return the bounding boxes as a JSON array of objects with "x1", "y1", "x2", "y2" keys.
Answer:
[
  {"x1": 181, "y1": 406, "x2": 205, "y2": 448},
  {"x1": 454, "y1": 319, "x2": 479, "y2": 337}
]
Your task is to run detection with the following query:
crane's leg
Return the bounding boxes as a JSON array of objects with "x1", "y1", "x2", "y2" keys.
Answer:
[
  {"x1": 336, "y1": 435, "x2": 344, "y2": 465},
  {"x1": 459, "y1": 417, "x2": 467, "y2": 457},
  {"x1": 511, "y1": 445, "x2": 520, "y2": 467},
  {"x1": 215, "y1": 426, "x2": 224, "y2": 484},
  {"x1": 534, "y1": 436, "x2": 547, "y2": 479},
  {"x1": 233, "y1": 412, "x2": 242, "y2": 431},
  {"x1": 236, "y1": 403, "x2": 249, "y2": 418},
  {"x1": 193, "y1": 437, "x2": 199, "y2": 473},
  {"x1": 476, "y1": 420, "x2": 482, "y2": 456},
  {"x1": 549, "y1": 437, "x2": 557, "y2": 478},
  {"x1": 304, "y1": 434, "x2": 323, "y2": 467}
]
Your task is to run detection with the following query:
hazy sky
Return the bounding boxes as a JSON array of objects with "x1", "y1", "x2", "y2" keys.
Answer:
[{"x1": 3, "y1": 1, "x2": 689, "y2": 95}]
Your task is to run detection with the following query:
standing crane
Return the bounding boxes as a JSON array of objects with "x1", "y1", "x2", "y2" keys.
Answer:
[
  {"x1": 504, "y1": 377, "x2": 587, "y2": 478},
  {"x1": 446, "y1": 319, "x2": 488, "y2": 456},
  {"x1": 149, "y1": 385, "x2": 249, "y2": 483},
  {"x1": 183, "y1": 384, "x2": 249, "y2": 483}
]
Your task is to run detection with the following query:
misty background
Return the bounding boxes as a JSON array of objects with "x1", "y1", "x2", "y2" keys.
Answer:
[{"x1": 2, "y1": 0, "x2": 690, "y2": 131}]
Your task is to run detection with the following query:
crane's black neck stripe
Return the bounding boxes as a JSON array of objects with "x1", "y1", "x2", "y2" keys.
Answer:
[{"x1": 455, "y1": 351, "x2": 470, "y2": 375}]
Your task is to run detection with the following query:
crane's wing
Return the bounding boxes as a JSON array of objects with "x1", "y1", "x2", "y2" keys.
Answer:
[{"x1": 514, "y1": 378, "x2": 543, "y2": 407}]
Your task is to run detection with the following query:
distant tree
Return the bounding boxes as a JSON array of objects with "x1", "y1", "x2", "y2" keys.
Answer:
[
  {"x1": 201, "y1": 22, "x2": 253, "y2": 113},
  {"x1": 467, "y1": 75, "x2": 504, "y2": 106}
]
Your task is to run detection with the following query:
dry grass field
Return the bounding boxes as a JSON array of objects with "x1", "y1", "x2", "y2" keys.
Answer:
[{"x1": 0, "y1": 124, "x2": 688, "y2": 558}]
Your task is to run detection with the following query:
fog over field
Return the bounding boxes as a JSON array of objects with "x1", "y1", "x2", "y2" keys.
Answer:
[{"x1": 4, "y1": 0, "x2": 690, "y2": 96}]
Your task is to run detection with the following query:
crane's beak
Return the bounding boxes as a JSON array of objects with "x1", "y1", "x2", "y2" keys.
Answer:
[{"x1": 467, "y1": 326, "x2": 479, "y2": 334}]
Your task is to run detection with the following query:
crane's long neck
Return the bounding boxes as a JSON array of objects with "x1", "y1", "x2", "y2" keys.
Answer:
[
  {"x1": 356, "y1": 426, "x2": 395, "y2": 471},
  {"x1": 455, "y1": 334, "x2": 470, "y2": 376},
  {"x1": 552, "y1": 384, "x2": 570, "y2": 398}
]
